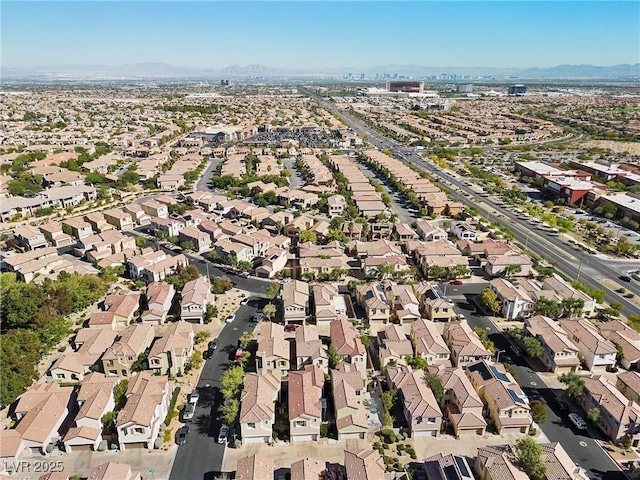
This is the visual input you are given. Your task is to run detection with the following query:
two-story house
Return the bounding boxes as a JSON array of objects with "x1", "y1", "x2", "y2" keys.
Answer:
[
  {"x1": 281, "y1": 280, "x2": 309, "y2": 325},
  {"x1": 443, "y1": 321, "x2": 492, "y2": 367},
  {"x1": 331, "y1": 366, "x2": 368, "y2": 441},
  {"x1": 356, "y1": 283, "x2": 391, "y2": 325},
  {"x1": 180, "y1": 277, "x2": 215, "y2": 324},
  {"x1": 435, "y1": 366, "x2": 486, "y2": 437},
  {"x1": 239, "y1": 370, "x2": 281, "y2": 444},
  {"x1": 288, "y1": 365, "x2": 324, "y2": 443},
  {"x1": 559, "y1": 318, "x2": 617, "y2": 371},
  {"x1": 148, "y1": 322, "x2": 194, "y2": 376},
  {"x1": 140, "y1": 281, "x2": 175, "y2": 325},
  {"x1": 102, "y1": 324, "x2": 155, "y2": 379},
  {"x1": 524, "y1": 315, "x2": 580, "y2": 374},
  {"x1": 295, "y1": 326, "x2": 328, "y2": 374},
  {"x1": 330, "y1": 319, "x2": 367, "y2": 379},
  {"x1": 411, "y1": 319, "x2": 451, "y2": 366},
  {"x1": 116, "y1": 373, "x2": 174, "y2": 450}
]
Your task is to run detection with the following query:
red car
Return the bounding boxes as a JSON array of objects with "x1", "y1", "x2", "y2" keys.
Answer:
[
  {"x1": 450, "y1": 280, "x2": 463, "y2": 285},
  {"x1": 284, "y1": 324, "x2": 299, "y2": 332}
]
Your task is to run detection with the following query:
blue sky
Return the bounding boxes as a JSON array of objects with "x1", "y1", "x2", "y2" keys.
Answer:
[{"x1": 2, "y1": 1, "x2": 638, "y2": 69}]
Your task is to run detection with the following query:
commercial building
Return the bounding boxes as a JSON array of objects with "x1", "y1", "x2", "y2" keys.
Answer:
[{"x1": 386, "y1": 80, "x2": 424, "y2": 93}]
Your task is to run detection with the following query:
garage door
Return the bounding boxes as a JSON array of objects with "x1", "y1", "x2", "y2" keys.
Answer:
[
  {"x1": 291, "y1": 434, "x2": 315, "y2": 442},
  {"x1": 124, "y1": 442, "x2": 147, "y2": 449},
  {"x1": 340, "y1": 432, "x2": 365, "y2": 440},
  {"x1": 70, "y1": 444, "x2": 93, "y2": 452},
  {"x1": 414, "y1": 430, "x2": 436, "y2": 438}
]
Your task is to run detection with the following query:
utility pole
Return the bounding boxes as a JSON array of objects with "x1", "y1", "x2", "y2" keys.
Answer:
[{"x1": 576, "y1": 254, "x2": 585, "y2": 283}]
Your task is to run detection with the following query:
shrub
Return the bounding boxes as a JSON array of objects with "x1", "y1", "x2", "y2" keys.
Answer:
[
  {"x1": 405, "y1": 446, "x2": 417, "y2": 459},
  {"x1": 380, "y1": 428, "x2": 397, "y2": 444},
  {"x1": 164, "y1": 387, "x2": 181, "y2": 426},
  {"x1": 320, "y1": 423, "x2": 329, "y2": 438},
  {"x1": 163, "y1": 428, "x2": 172, "y2": 443}
]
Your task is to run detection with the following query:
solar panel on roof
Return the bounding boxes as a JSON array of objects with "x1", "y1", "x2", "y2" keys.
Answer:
[
  {"x1": 454, "y1": 456, "x2": 470, "y2": 477},
  {"x1": 443, "y1": 465, "x2": 459, "y2": 480},
  {"x1": 489, "y1": 365, "x2": 509, "y2": 382},
  {"x1": 507, "y1": 388, "x2": 526, "y2": 404}
]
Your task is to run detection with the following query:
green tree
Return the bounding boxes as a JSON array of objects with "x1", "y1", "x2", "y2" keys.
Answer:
[
  {"x1": 516, "y1": 437, "x2": 547, "y2": 480},
  {"x1": 0, "y1": 329, "x2": 41, "y2": 407},
  {"x1": 239, "y1": 332, "x2": 253, "y2": 350},
  {"x1": 101, "y1": 411, "x2": 117, "y2": 434},
  {"x1": 561, "y1": 297, "x2": 585, "y2": 318},
  {"x1": 530, "y1": 400, "x2": 547, "y2": 424},
  {"x1": 134, "y1": 236, "x2": 146, "y2": 247},
  {"x1": 478, "y1": 288, "x2": 501, "y2": 315},
  {"x1": 328, "y1": 344, "x2": 340, "y2": 369},
  {"x1": 210, "y1": 276, "x2": 233, "y2": 294},
  {"x1": 426, "y1": 264, "x2": 447, "y2": 280},
  {"x1": 381, "y1": 390, "x2": 397, "y2": 411},
  {"x1": 449, "y1": 265, "x2": 469, "y2": 280},
  {"x1": 502, "y1": 264, "x2": 522, "y2": 278},
  {"x1": 218, "y1": 398, "x2": 240, "y2": 425},
  {"x1": 587, "y1": 407, "x2": 601, "y2": 423},
  {"x1": 535, "y1": 297, "x2": 561, "y2": 318},
  {"x1": 405, "y1": 355, "x2": 428, "y2": 370},
  {"x1": 113, "y1": 379, "x2": 130, "y2": 410},
  {"x1": 266, "y1": 282, "x2": 281, "y2": 300},
  {"x1": 559, "y1": 372, "x2": 585, "y2": 400},
  {"x1": 299, "y1": 229, "x2": 317, "y2": 243},
  {"x1": 220, "y1": 366, "x2": 245, "y2": 398},
  {"x1": 376, "y1": 263, "x2": 395, "y2": 280},
  {"x1": 522, "y1": 337, "x2": 544, "y2": 358},
  {"x1": 425, "y1": 372, "x2": 444, "y2": 404},
  {"x1": 262, "y1": 303, "x2": 277, "y2": 321}
]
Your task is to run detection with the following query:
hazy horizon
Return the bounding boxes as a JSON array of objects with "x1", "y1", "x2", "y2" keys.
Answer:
[{"x1": 2, "y1": 1, "x2": 639, "y2": 70}]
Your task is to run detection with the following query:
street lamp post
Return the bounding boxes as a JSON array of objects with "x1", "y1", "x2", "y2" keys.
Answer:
[
  {"x1": 576, "y1": 253, "x2": 585, "y2": 283},
  {"x1": 495, "y1": 349, "x2": 506, "y2": 363}
]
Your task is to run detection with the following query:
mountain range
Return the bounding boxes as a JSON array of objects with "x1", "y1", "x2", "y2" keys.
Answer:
[{"x1": 2, "y1": 62, "x2": 639, "y2": 81}]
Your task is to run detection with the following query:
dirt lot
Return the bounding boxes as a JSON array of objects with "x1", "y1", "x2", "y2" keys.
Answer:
[{"x1": 581, "y1": 140, "x2": 640, "y2": 156}]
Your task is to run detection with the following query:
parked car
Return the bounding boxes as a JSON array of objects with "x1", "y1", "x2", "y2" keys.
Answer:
[
  {"x1": 177, "y1": 426, "x2": 189, "y2": 445},
  {"x1": 189, "y1": 391, "x2": 199, "y2": 405},
  {"x1": 208, "y1": 339, "x2": 218, "y2": 353},
  {"x1": 183, "y1": 403, "x2": 195, "y2": 421},
  {"x1": 553, "y1": 396, "x2": 570, "y2": 412},
  {"x1": 569, "y1": 413, "x2": 588, "y2": 430},
  {"x1": 218, "y1": 425, "x2": 229, "y2": 444},
  {"x1": 225, "y1": 314, "x2": 236, "y2": 323},
  {"x1": 239, "y1": 271, "x2": 250, "y2": 278},
  {"x1": 240, "y1": 298, "x2": 249, "y2": 305}
]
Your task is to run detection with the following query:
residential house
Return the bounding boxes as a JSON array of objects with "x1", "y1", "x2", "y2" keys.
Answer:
[
  {"x1": 14, "y1": 225, "x2": 48, "y2": 250},
  {"x1": 327, "y1": 194, "x2": 346, "y2": 217},
  {"x1": 12, "y1": 383, "x2": 74, "y2": 454},
  {"x1": 476, "y1": 443, "x2": 589, "y2": 480},
  {"x1": 148, "y1": 322, "x2": 194, "y2": 376},
  {"x1": 140, "y1": 281, "x2": 175, "y2": 325},
  {"x1": 178, "y1": 226, "x2": 211, "y2": 252},
  {"x1": 330, "y1": 319, "x2": 367, "y2": 379},
  {"x1": 312, "y1": 283, "x2": 347, "y2": 326},
  {"x1": 411, "y1": 319, "x2": 451, "y2": 366},
  {"x1": 443, "y1": 321, "x2": 492, "y2": 367},
  {"x1": 541, "y1": 274, "x2": 597, "y2": 318},
  {"x1": 415, "y1": 220, "x2": 449, "y2": 242},
  {"x1": 61, "y1": 217, "x2": 94, "y2": 240},
  {"x1": 343, "y1": 449, "x2": 385, "y2": 480},
  {"x1": 86, "y1": 462, "x2": 142, "y2": 480},
  {"x1": 489, "y1": 278, "x2": 535, "y2": 320},
  {"x1": 255, "y1": 247, "x2": 288, "y2": 279},
  {"x1": 387, "y1": 364, "x2": 442, "y2": 437},
  {"x1": 215, "y1": 239, "x2": 254, "y2": 265},
  {"x1": 466, "y1": 360, "x2": 532, "y2": 435},
  {"x1": 414, "y1": 283, "x2": 456, "y2": 322},
  {"x1": 484, "y1": 255, "x2": 532, "y2": 278},
  {"x1": 103, "y1": 209, "x2": 135, "y2": 231},
  {"x1": 617, "y1": 371, "x2": 640, "y2": 404},
  {"x1": 103, "y1": 290, "x2": 141, "y2": 326},
  {"x1": 151, "y1": 216, "x2": 185, "y2": 238},
  {"x1": 383, "y1": 282, "x2": 421, "y2": 324},
  {"x1": 599, "y1": 320, "x2": 640, "y2": 371},
  {"x1": 239, "y1": 371, "x2": 281, "y2": 444},
  {"x1": 290, "y1": 458, "x2": 325, "y2": 480},
  {"x1": 331, "y1": 367, "x2": 368, "y2": 441},
  {"x1": 450, "y1": 222, "x2": 477, "y2": 241},
  {"x1": 378, "y1": 324, "x2": 414, "y2": 370},
  {"x1": 235, "y1": 454, "x2": 276, "y2": 480},
  {"x1": 48, "y1": 329, "x2": 117, "y2": 383},
  {"x1": 256, "y1": 322, "x2": 290, "y2": 378},
  {"x1": 559, "y1": 318, "x2": 617, "y2": 371},
  {"x1": 281, "y1": 280, "x2": 309, "y2": 324},
  {"x1": 101, "y1": 324, "x2": 155, "y2": 378},
  {"x1": 436, "y1": 367, "x2": 487, "y2": 437},
  {"x1": 0, "y1": 430, "x2": 27, "y2": 473},
  {"x1": 140, "y1": 200, "x2": 169, "y2": 219},
  {"x1": 180, "y1": 277, "x2": 215, "y2": 324},
  {"x1": 63, "y1": 373, "x2": 118, "y2": 452},
  {"x1": 356, "y1": 283, "x2": 391, "y2": 325},
  {"x1": 425, "y1": 454, "x2": 474, "y2": 480},
  {"x1": 288, "y1": 365, "x2": 324, "y2": 442},
  {"x1": 295, "y1": 326, "x2": 329, "y2": 374},
  {"x1": 128, "y1": 250, "x2": 188, "y2": 283},
  {"x1": 116, "y1": 372, "x2": 174, "y2": 450},
  {"x1": 39, "y1": 222, "x2": 74, "y2": 247},
  {"x1": 84, "y1": 212, "x2": 113, "y2": 234},
  {"x1": 122, "y1": 204, "x2": 152, "y2": 226},
  {"x1": 524, "y1": 315, "x2": 581, "y2": 374},
  {"x1": 579, "y1": 374, "x2": 640, "y2": 446}
]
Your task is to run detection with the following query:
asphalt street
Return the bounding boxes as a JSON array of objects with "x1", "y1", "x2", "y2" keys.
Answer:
[
  {"x1": 169, "y1": 298, "x2": 268, "y2": 480},
  {"x1": 446, "y1": 284, "x2": 625, "y2": 480}
]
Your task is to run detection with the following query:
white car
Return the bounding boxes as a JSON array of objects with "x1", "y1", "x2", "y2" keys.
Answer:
[
  {"x1": 225, "y1": 314, "x2": 236, "y2": 323},
  {"x1": 189, "y1": 391, "x2": 199, "y2": 405},
  {"x1": 568, "y1": 413, "x2": 588, "y2": 430},
  {"x1": 183, "y1": 403, "x2": 195, "y2": 420}
]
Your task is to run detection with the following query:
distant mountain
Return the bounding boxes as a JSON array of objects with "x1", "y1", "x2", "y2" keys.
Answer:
[
  {"x1": 2, "y1": 62, "x2": 639, "y2": 81},
  {"x1": 516, "y1": 63, "x2": 640, "y2": 79}
]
